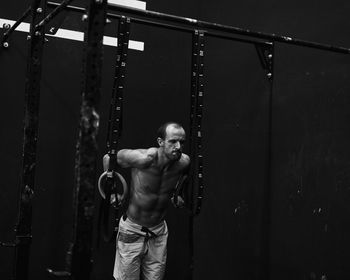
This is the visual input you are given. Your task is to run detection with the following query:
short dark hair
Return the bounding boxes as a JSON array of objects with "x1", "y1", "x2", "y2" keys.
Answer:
[{"x1": 157, "y1": 122, "x2": 183, "y2": 139}]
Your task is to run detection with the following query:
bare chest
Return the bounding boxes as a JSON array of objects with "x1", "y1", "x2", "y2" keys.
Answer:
[{"x1": 131, "y1": 167, "x2": 182, "y2": 195}]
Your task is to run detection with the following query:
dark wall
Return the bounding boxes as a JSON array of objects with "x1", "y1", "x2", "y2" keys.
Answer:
[
  {"x1": 192, "y1": 38, "x2": 271, "y2": 280},
  {"x1": 1, "y1": 0, "x2": 350, "y2": 280},
  {"x1": 270, "y1": 46, "x2": 350, "y2": 280}
]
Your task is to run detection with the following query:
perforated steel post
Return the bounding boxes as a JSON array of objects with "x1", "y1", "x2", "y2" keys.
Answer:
[
  {"x1": 12, "y1": 1, "x2": 46, "y2": 280},
  {"x1": 67, "y1": 0, "x2": 108, "y2": 279}
]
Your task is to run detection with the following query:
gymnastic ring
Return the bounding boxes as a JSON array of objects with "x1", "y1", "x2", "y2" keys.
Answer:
[{"x1": 98, "y1": 171, "x2": 128, "y2": 204}]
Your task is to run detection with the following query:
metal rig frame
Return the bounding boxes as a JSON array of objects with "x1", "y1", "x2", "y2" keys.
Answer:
[{"x1": 1, "y1": 1, "x2": 350, "y2": 279}]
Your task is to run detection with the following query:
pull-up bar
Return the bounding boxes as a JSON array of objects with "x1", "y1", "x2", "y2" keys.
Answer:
[
  {"x1": 107, "y1": 4, "x2": 350, "y2": 54},
  {"x1": 3, "y1": 2, "x2": 349, "y2": 53},
  {"x1": 46, "y1": 1, "x2": 271, "y2": 46},
  {"x1": 44, "y1": 1, "x2": 350, "y2": 54}
]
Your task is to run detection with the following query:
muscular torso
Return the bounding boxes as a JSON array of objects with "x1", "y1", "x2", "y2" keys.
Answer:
[{"x1": 126, "y1": 150, "x2": 188, "y2": 227}]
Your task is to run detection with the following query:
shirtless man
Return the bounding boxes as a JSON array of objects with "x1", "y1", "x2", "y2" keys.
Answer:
[{"x1": 103, "y1": 122, "x2": 190, "y2": 280}]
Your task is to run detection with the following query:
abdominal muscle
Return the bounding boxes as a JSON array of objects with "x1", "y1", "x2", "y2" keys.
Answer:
[{"x1": 126, "y1": 168, "x2": 178, "y2": 228}]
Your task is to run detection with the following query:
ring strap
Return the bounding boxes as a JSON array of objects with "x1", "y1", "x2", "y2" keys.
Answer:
[
  {"x1": 189, "y1": 30, "x2": 205, "y2": 216},
  {"x1": 107, "y1": 16, "x2": 131, "y2": 163},
  {"x1": 98, "y1": 17, "x2": 131, "y2": 243}
]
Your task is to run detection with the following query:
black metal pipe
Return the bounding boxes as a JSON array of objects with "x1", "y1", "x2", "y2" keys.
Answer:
[
  {"x1": 47, "y1": 2, "x2": 272, "y2": 47},
  {"x1": 1, "y1": 6, "x2": 31, "y2": 46},
  {"x1": 35, "y1": 0, "x2": 74, "y2": 30},
  {"x1": 47, "y1": 1, "x2": 85, "y2": 12},
  {"x1": 47, "y1": 1, "x2": 350, "y2": 54},
  {"x1": 121, "y1": 15, "x2": 272, "y2": 46},
  {"x1": 107, "y1": 4, "x2": 350, "y2": 54}
]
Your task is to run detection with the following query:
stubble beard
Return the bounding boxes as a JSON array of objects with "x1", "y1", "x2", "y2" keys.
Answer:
[{"x1": 167, "y1": 151, "x2": 181, "y2": 162}]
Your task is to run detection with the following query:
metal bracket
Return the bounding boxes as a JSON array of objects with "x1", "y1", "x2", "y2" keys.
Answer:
[
  {"x1": 35, "y1": 0, "x2": 74, "y2": 33},
  {"x1": 0, "y1": 0, "x2": 72, "y2": 49},
  {"x1": 1, "y1": 6, "x2": 31, "y2": 49},
  {"x1": 46, "y1": 9, "x2": 69, "y2": 35},
  {"x1": 1, "y1": 23, "x2": 11, "y2": 48},
  {"x1": 255, "y1": 42, "x2": 274, "y2": 81}
]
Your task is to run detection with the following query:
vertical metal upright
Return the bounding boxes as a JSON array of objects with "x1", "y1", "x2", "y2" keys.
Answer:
[
  {"x1": 69, "y1": 0, "x2": 108, "y2": 279},
  {"x1": 12, "y1": 1, "x2": 46, "y2": 279},
  {"x1": 255, "y1": 42, "x2": 275, "y2": 280}
]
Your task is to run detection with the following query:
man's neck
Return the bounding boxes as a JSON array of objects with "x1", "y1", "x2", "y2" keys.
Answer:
[{"x1": 157, "y1": 148, "x2": 174, "y2": 172}]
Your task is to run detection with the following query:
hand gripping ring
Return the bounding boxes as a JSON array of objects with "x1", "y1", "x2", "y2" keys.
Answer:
[{"x1": 98, "y1": 171, "x2": 128, "y2": 204}]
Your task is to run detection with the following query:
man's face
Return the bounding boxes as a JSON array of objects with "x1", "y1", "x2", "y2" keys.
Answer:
[{"x1": 159, "y1": 125, "x2": 186, "y2": 161}]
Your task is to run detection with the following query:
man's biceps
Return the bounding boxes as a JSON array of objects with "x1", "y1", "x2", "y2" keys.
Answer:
[{"x1": 117, "y1": 150, "x2": 134, "y2": 162}]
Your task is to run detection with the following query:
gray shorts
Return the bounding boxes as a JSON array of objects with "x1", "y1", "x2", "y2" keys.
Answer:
[{"x1": 113, "y1": 216, "x2": 168, "y2": 280}]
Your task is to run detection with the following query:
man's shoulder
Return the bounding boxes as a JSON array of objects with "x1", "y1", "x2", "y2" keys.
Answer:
[
  {"x1": 117, "y1": 147, "x2": 157, "y2": 168},
  {"x1": 145, "y1": 147, "x2": 158, "y2": 157},
  {"x1": 126, "y1": 147, "x2": 157, "y2": 157},
  {"x1": 137, "y1": 147, "x2": 158, "y2": 166}
]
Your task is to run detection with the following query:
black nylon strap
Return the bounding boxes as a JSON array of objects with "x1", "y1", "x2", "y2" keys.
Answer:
[
  {"x1": 188, "y1": 30, "x2": 205, "y2": 280},
  {"x1": 189, "y1": 30, "x2": 205, "y2": 216},
  {"x1": 194, "y1": 31, "x2": 205, "y2": 215},
  {"x1": 100, "y1": 16, "x2": 131, "y2": 242},
  {"x1": 107, "y1": 16, "x2": 130, "y2": 166},
  {"x1": 172, "y1": 174, "x2": 188, "y2": 207}
]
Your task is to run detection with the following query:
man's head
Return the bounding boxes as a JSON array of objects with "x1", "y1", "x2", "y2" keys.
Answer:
[{"x1": 157, "y1": 122, "x2": 186, "y2": 161}]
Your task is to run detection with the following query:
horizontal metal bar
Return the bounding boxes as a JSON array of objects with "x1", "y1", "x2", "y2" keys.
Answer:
[
  {"x1": 107, "y1": 4, "x2": 350, "y2": 54},
  {"x1": 47, "y1": 1, "x2": 350, "y2": 53},
  {"x1": 46, "y1": 1, "x2": 350, "y2": 54},
  {"x1": 35, "y1": 0, "x2": 74, "y2": 30},
  {"x1": 208, "y1": 32, "x2": 271, "y2": 47},
  {"x1": 47, "y1": 2, "x2": 272, "y2": 46},
  {"x1": 1, "y1": 6, "x2": 31, "y2": 45},
  {"x1": 109, "y1": 13, "x2": 271, "y2": 46},
  {"x1": 48, "y1": 1, "x2": 84, "y2": 12}
]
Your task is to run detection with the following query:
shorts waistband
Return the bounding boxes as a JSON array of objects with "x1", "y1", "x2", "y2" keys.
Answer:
[{"x1": 120, "y1": 214, "x2": 167, "y2": 237}]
